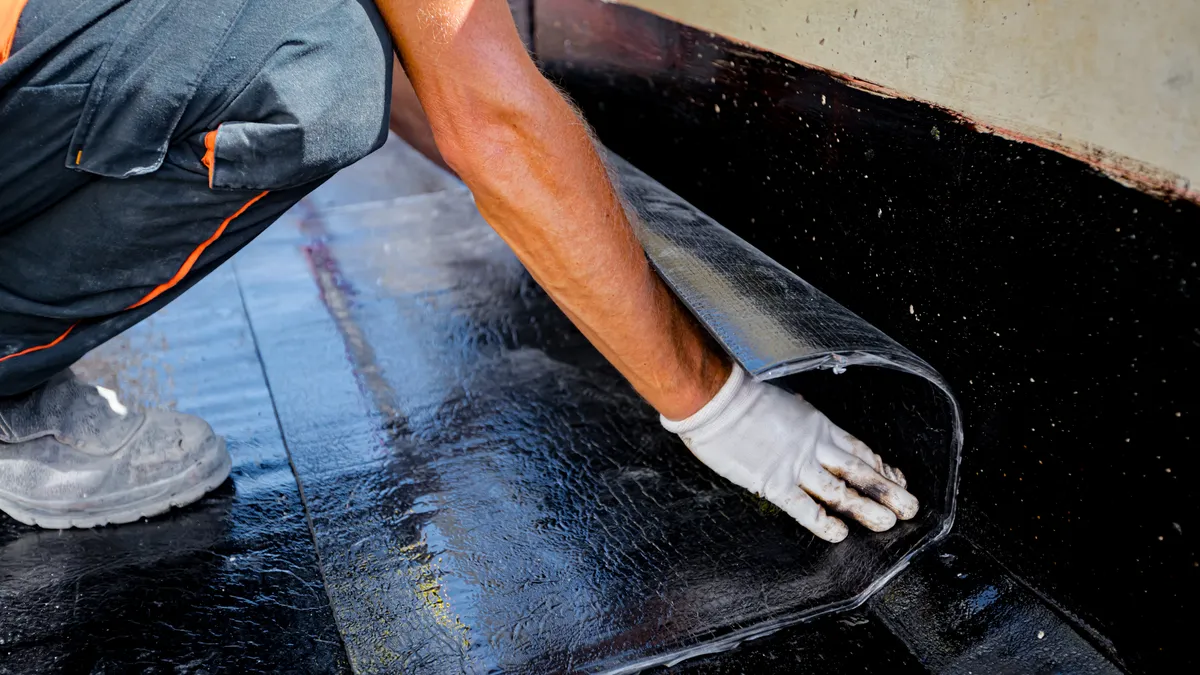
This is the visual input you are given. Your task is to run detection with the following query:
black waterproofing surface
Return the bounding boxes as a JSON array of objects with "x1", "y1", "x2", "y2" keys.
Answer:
[
  {"x1": 245, "y1": 142, "x2": 959, "y2": 671},
  {"x1": 610, "y1": 155, "x2": 962, "y2": 668},
  {"x1": 537, "y1": 2, "x2": 1196, "y2": 671},
  {"x1": 1, "y1": 132, "x2": 1123, "y2": 673},
  {"x1": 0, "y1": 139, "x2": 960, "y2": 673}
]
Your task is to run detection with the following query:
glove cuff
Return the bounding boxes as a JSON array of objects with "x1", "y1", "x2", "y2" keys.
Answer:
[{"x1": 660, "y1": 363, "x2": 746, "y2": 434}]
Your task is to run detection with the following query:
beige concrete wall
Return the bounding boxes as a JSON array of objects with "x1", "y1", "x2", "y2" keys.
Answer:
[{"x1": 613, "y1": 0, "x2": 1199, "y2": 197}]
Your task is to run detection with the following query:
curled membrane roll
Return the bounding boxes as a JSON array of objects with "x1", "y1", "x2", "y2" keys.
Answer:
[{"x1": 608, "y1": 154, "x2": 964, "y2": 672}]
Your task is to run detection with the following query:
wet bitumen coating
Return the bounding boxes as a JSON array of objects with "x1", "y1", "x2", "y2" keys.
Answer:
[
  {"x1": 871, "y1": 536, "x2": 1120, "y2": 674},
  {"x1": 664, "y1": 536, "x2": 1124, "y2": 675},
  {"x1": 648, "y1": 609, "x2": 926, "y2": 674},
  {"x1": 538, "y1": 1, "x2": 1196, "y2": 671},
  {"x1": 237, "y1": 150, "x2": 945, "y2": 672}
]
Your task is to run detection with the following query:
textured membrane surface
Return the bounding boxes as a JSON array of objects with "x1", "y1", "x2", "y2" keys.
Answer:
[{"x1": 225, "y1": 142, "x2": 961, "y2": 671}]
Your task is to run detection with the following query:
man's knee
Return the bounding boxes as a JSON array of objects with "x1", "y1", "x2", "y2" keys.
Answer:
[
  {"x1": 188, "y1": 0, "x2": 393, "y2": 192},
  {"x1": 0, "y1": 1, "x2": 391, "y2": 397}
]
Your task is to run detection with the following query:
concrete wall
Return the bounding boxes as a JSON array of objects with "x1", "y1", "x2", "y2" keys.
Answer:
[{"x1": 613, "y1": 0, "x2": 1199, "y2": 197}]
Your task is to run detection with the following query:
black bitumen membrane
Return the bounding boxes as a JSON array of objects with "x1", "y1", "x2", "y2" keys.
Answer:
[{"x1": 0, "y1": 139, "x2": 1125, "y2": 673}]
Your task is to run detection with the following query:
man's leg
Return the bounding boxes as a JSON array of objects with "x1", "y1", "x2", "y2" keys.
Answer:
[
  {"x1": 0, "y1": 0, "x2": 392, "y2": 528},
  {"x1": 0, "y1": 175, "x2": 327, "y2": 396},
  {"x1": 0, "y1": 176, "x2": 319, "y2": 529}
]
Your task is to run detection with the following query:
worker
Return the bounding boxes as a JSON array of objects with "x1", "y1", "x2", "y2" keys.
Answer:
[{"x1": 0, "y1": 0, "x2": 917, "y2": 541}]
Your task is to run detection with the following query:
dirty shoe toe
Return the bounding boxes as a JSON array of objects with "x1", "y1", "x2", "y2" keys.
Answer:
[{"x1": 0, "y1": 371, "x2": 231, "y2": 529}]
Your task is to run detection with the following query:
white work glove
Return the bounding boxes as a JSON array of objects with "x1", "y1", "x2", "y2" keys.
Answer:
[{"x1": 663, "y1": 365, "x2": 918, "y2": 542}]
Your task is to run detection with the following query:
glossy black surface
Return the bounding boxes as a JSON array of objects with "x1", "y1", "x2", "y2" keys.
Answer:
[
  {"x1": 536, "y1": 1, "x2": 1197, "y2": 671},
  {"x1": 649, "y1": 610, "x2": 925, "y2": 675},
  {"x1": 0, "y1": 267, "x2": 346, "y2": 674},
  {"x1": 651, "y1": 537, "x2": 1124, "y2": 674},
  {"x1": 0, "y1": 121, "x2": 1146, "y2": 673},
  {"x1": 6, "y1": 7, "x2": 1192, "y2": 664},
  {"x1": 871, "y1": 536, "x2": 1120, "y2": 674},
  {"x1": 617, "y1": 155, "x2": 963, "y2": 646},
  {"x1": 231, "y1": 141, "x2": 965, "y2": 672}
]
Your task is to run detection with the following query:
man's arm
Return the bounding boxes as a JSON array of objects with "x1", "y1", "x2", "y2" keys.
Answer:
[
  {"x1": 375, "y1": 0, "x2": 729, "y2": 421},
  {"x1": 387, "y1": 54, "x2": 454, "y2": 174},
  {"x1": 373, "y1": 0, "x2": 917, "y2": 542}
]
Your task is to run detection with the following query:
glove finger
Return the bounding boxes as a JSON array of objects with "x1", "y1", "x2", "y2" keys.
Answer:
[
  {"x1": 770, "y1": 487, "x2": 849, "y2": 543},
  {"x1": 833, "y1": 431, "x2": 909, "y2": 489},
  {"x1": 797, "y1": 466, "x2": 896, "y2": 532},
  {"x1": 819, "y1": 448, "x2": 919, "y2": 521},
  {"x1": 832, "y1": 429, "x2": 885, "y2": 470}
]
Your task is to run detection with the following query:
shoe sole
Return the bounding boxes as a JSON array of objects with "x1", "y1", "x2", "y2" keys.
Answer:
[{"x1": 0, "y1": 436, "x2": 232, "y2": 530}]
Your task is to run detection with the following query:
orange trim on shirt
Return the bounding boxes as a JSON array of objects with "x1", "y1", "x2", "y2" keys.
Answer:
[
  {"x1": 201, "y1": 128, "x2": 219, "y2": 189},
  {"x1": 0, "y1": 322, "x2": 77, "y2": 364},
  {"x1": 126, "y1": 190, "x2": 270, "y2": 310},
  {"x1": 1, "y1": 0, "x2": 30, "y2": 63}
]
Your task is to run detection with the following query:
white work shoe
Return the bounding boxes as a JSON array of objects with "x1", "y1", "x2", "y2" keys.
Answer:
[{"x1": 0, "y1": 371, "x2": 231, "y2": 529}]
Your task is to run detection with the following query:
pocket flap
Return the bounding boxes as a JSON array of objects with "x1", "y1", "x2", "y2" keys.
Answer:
[{"x1": 68, "y1": 0, "x2": 250, "y2": 178}]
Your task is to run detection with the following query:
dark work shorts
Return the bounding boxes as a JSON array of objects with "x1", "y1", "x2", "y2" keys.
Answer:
[{"x1": 0, "y1": 0, "x2": 393, "y2": 395}]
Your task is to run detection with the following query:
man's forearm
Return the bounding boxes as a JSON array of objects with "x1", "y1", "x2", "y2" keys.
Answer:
[
  {"x1": 456, "y1": 82, "x2": 730, "y2": 420},
  {"x1": 375, "y1": 0, "x2": 728, "y2": 419},
  {"x1": 372, "y1": 1, "x2": 918, "y2": 543}
]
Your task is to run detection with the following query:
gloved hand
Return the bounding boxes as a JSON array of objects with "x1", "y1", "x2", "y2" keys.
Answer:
[{"x1": 662, "y1": 365, "x2": 918, "y2": 542}]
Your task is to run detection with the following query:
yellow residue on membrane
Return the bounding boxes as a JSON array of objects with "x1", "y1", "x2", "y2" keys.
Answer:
[{"x1": 395, "y1": 540, "x2": 471, "y2": 651}]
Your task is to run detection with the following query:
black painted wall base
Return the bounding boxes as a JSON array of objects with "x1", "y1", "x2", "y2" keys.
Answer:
[{"x1": 535, "y1": 1, "x2": 1198, "y2": 672}]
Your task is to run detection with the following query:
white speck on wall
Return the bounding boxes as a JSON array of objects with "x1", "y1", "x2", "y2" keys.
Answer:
[
  {"x1": 1037, "y1": 630, "x2": 1045, "y2": 639},
  {"x1": 909, "y1": 304, "x2": 914, "y2": 314},
  {"x1": 715, "y1": 103, "x2": 721, "y2": 113}
]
